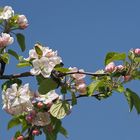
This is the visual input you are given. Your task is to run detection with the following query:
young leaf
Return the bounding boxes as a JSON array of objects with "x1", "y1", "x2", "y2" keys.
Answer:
[
  {"x1": 105, "y1": 52, "x2": 126, "y2": 65},
  {"x1": 1, "y1": 53, "x2": 10, "y2": 64},
  {"x1": 124, "y1": 88, "x2": 140, "y2": 114},
  {"x1": 7, "y1": 118, "x2": 21, "y2": 130},
  {"x1": 59, "y1": 126, "x2": 69, "y2": 138},
  {"x1": 16, "y1": 33, "x2": 26, "y2": 52},
  {"x1": 38, "y1": 78, "x2": 58, "y2": 94},
  {"x1": 17, "y1": 61, "x2": 31, "y2": 68},
  {"x1": 71, "y1": 92, "x2": 77, "y2": 106},
  {"x1": 34, "y1": 44, "x2": 43, "y2": 57},
  {"x1": 87, "y1": 80, "x2": 104, "y2": 96},
  {"x1": 115, "y1": 85, "x2": 125, "y2": 93},
  {"x1": 50, "y1": 100, "x2": 70, "y2": 119},
  {"x1": 2, "y1": 79, "x2": 22, "y2": 91},
  {"x1": 8, "y1": 49, "x2": 19, "y2": 60},
  {"x1": 54, "y1": 67, "x2": 70, "y2": 73}
]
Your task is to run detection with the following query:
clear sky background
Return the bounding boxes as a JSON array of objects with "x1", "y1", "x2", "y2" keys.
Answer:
[{"x1": 1, "y1": 0, "x2": 140, "y2": 140}]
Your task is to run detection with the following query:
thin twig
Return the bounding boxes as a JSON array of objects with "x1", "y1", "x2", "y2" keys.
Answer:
[{"x1": 57, "y1": 70, "x2": 109, "y2": 77}]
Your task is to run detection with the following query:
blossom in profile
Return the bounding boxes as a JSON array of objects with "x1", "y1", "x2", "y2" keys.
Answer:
[
  {"x1": 0, "y1": 6, "x2": 14, "y2": 20},
  {"x1": 2, "y1": 83, "x2": 33, "y2": 115},
  {"x1": 17, "y1": 15, "x2": 28, "y2": 29},
  {"x1": 69, "y1": 67, "x2": 86, "y2": 80},
  {"x1": 105, "y1": 62, "x2": 116, "y2": 73},
  {"x1": 76, "y1": 80, "x2": 87, "y2": 94},
  {"x1": 0, "y1": 33, "x2": 14, "y2": 48}
]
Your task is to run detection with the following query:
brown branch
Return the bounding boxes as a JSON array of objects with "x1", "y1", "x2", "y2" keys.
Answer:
[
  {"x1": 0, "y1": 72, "x2": 33, "y2": 79},
  {"x1": 0, "y1": 70, "x2": 109, "y2": 80}
]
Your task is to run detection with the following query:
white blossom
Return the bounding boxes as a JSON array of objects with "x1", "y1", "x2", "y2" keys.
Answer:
[
  {"x1": 33, "y1": 90, "x2": 59, "y2": 105},
  {"x1": 28, "y1": 45, "x2": 62, "y2": 78},
  {"x1": 0, "y1": 6, "x2": 14, "y2": 20},
  {"x1": 30, "y1": 57, "x2": 54, "y2": 78},
  {"x1": 32, "y1": 112, "x2": 50, "y2": 126},
  {"x1": 2, "y1": 83, "x2": 33, "y2": 115}
]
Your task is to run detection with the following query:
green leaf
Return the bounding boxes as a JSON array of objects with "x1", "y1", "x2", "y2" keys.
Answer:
[
  {"x1": 50, "y1": 100, "x2": 70, "y2": 119},
  {"x1": 1, "y1": 53, "x2": 10, "y2": 64},
  {"x1": 16, "y1": 33, "x2": 26, "y2": 52},
  {"x1": 38, "y1": 78, "x2": 58, "y2": 94},
  {"x1": 7, "y1": 118, "x2": 21, "y2": 130},
  {"x1": 134, "y1": 57, "x2": 140, "y2": 63},
  {"x1": 87, "y1": 80, "x2": 104, "y2": 96},
  {"x1": 105, "y1": 52, "x2": 126, "y2": 65},
  {"x1": 125, "y1": 88, "x2": 140, "y2": 114},
  {"x1": 115, "y1": 85, "x2": 125, "y2": 93},
  {"x1": 8, "y1": 49, "x2": 19, "y2": 60},
  {"x1": 17, "y1": 61, "x2": 31, "y2": 68},
  {"x1": 34, "y1": 44, "x2": 43, "y2": 57},
  {"x1": 59, "y1": 126, "x2": 68, "y2": 138},
  {"x1": 2, "y1": 79, "x2": 22, "y2": 91},
  {"x1": 71, "y1": 92, "x2": 77, "y2": 106},
  {"x1": 14, "y1": 131, "x2": 21, "y2": 138},
  {"x1": 54, "y1": 67, "x2": 70, "y2": 73}
]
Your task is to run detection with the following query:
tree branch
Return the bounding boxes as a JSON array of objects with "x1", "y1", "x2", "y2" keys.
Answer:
[
  {"x1": 0, "y1": 70, "x2": 109, "y2": 80},
  {"x1": 0, "y1": 72, "x2": 33, "y2": 79}
]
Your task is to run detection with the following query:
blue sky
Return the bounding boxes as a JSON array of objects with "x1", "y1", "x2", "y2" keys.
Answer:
[{"x1": 1, "y1": 0, "x2": 140, "y2": 140}]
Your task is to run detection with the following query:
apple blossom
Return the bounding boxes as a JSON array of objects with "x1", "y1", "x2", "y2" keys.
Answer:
[
  {"x1": 0, "y1": 33, "x2": 14, "y2": 48},
  {"x1": 105, "y1": 62, "x2": 116, "y2": 73},
  {"x1": 69, "y1": 67, "x2": 86, "y2": 80},
  {"x1": 76, "y1": 80, "x2": 87, "y2": 94},
  {"x1": 17, "y1": 15, "x2": 28, "y2": 29},
  {"x1": 32, "y1": 90, "x2": 59, "y2": 105},
  {"x1": 32, "y1": 112, "x2": 51, "y2": 126},
  {"x1": 116, "y1": 65, "x2": 124, "y2": 71},
  {"x1": 30, "y1": 57, "x2": 54, "y2": 78},
  {"x1": 28, "y1": 45, "x2": 62, "y2": 78},
  {"x1": 2, "y1": 83, "x2": 33, "y2": 115},
  {"x1": 0, "y1": 6, "x2": 14, "y2": 20}
]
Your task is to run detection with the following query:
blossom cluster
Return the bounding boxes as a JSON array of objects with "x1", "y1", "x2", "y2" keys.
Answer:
[
  {"x1": 69, "y1": 67, "x2": 87, "y2": 94},
  {"x1": 2, "y1": 83, "x2": 61, "y2": 126},
  {"x1": 27, "y1": 44, "x2": 62, "y2": 78},
  {"x1": 0, "y1": 6, "x2": 28, "y2": 29}
]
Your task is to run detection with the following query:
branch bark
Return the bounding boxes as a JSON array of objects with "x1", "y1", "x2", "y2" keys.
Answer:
[{"x1": 0, "y1": 70, "x2": 109, "y2": 80}]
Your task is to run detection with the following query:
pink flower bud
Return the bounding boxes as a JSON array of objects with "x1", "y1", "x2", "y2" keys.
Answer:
[
  {"x1": 105, "y1": 62, "x2": 116, "y2": 73},
  {"x1": 17, "y1": 135, "x2": 24, "y2": 140},
  {"x1": 37, "y1": 102, "x2": 44, "y2": 108},
  {"x1": 134, "y1": 48, "x2": 140, "y2": 55},
  {"x1": 116, "y1": 65, "x2": 124, "y2": 71},
  {"x1": 123, "y1": 75, "x2": 131, "y2": 82},
  {"x1": 26, "y1": 115, "x2": 33, "y2": 123},
  {"x1": 69, "y1": 67, "x2": 86, "y2": 80},
  {"x1": 17, "y1": 15, "x2": 28, "y2": 29},
  {"x1": 77, "y1": 83, "x2": 87, "y2": 94},
  {"x1": 32, "y1": 129, "x2": 40, "y2": 136}
]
